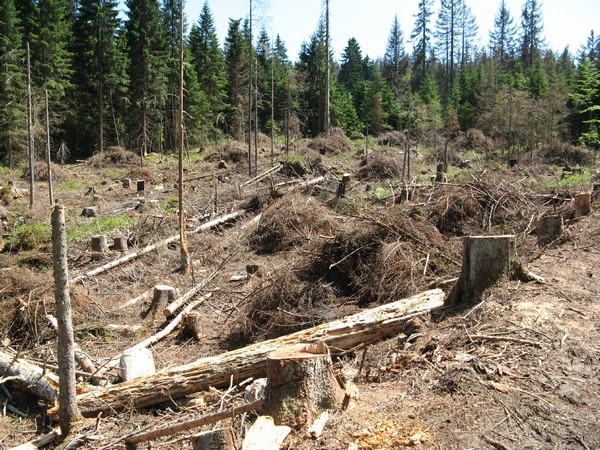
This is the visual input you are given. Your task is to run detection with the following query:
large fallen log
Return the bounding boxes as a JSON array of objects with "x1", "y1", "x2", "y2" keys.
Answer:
[
  {"x1": 0, "y1": 350, "x2": 59, "y2": 404},
  {"x1": 49, "y1": 288, "x2": 444, "y2": 418}
]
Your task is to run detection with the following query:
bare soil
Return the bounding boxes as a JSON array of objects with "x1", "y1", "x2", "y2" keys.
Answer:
[{"x1": 0, "y1": 139, "x2": 598, "y2": 449}]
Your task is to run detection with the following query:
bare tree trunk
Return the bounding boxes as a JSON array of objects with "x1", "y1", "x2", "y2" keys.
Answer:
[
  {"x1": 248, "y1": 0, "x2": 253, "y2": 176},
  {"x1": 324, "y1": 0, "x2": 331, "y2": 136},
  {"x1": 45, "y1": 90, "x2": 54, "y2": 206},
  {"x1": 178, "y1": 0, "x2": 190, "y2": 275},
  {"x1": 26, "y1": 42, "x2": 34, "y2": 209},
  {"x1": 51, "y1": 205, "x2": 83, "y2": 435}
]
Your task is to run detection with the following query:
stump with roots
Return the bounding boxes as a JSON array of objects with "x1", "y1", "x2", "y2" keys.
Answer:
[
  {"x1": 262, "y1": 343, "x2": 344, "y2": 429},
  {"x1": 446, "y1": 235, "x2": 516, "y2": 305},
  {"x1": 537, "y1": 215, "x2": 563, "y2": 247}
]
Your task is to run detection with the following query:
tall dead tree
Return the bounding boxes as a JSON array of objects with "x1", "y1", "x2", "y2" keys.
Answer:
[
  {"x1": 247, "y1": 0, "x2": 253, "y2": 176},
  {"x1": 324, "y1": 0, "x2": 331, "y2": 136},
  {"x1": 26, "y1": 42, "x2": 35, "y2": 209},
  {"x1": 51, "y1": 205, "x2": 83, "y2": 434},
  {"x1": 178, "y1": 0, "x2": 190, "y2": 274},
  {"x1": 45, "y1": 90, "x2": 54, "y2": 206}
]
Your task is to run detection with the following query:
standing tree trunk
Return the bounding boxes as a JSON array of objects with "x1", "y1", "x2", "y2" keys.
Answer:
[
  {"x1": 178, "y1": 0, "x2": 190, "y2": 275},
  {"x1": 26, "y1": 42, "x2": 35, "y2": 209},
  {"x1": 45, "y1": 90, "x2": 54, "y2": 206},
  {"x1": 51, "y1": 205, "x2": 83, "y2": 435},
  {"x1": 324, "y1": 0, "x2": 331, "y2": 136}
]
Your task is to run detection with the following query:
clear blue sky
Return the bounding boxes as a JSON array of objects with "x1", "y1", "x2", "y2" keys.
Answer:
[{"x1": 184, "y1": 0, "x2": 599, "y2": 61}]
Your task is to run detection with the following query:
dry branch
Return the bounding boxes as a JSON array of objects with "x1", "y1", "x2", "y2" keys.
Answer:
[
  {"x1": 70, "y1": 210, "x2": 244, "y2": 283},
  {"x1": 124, "y1": 399, "x2": 264, "y2": 445},
  {"x1": 49, "y1": 289, "x2": 444, "y2": 418}
]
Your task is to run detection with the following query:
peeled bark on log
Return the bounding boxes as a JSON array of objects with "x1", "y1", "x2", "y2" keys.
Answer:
[
  {"x1": 50, "y1": 289, "x2": 444, "y2": 418},
  {"x1": 537, "y1": 215, "x2": 563, "y2": 247},
  {"x1": 0, "y1": 349, "x2": 58, "y2": 404},
  {"x1": 263, "y1": 344, "x2": 344, "y2": 429},
  {"x1": 574, "y1": 192, "x2": 591, "y2": 217},
  {"x1": 120, "y1": 347, "x2": 155, "y2": 381},
  {"x1": 242, "y1": 416, "x2": 291, "y2": 450},
  {"x1": 191, "y1": 428, "x2": 234, "y2": 450},
  {"x1": 447, "y1": 235, "x2": 515, "y2": 305}
]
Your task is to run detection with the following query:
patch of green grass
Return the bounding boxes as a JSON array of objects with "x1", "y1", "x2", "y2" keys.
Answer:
[
  {"x1": 102, "y1": 167, "x2": 129, "y2": 181},
  {"x1": 164, "y1": 196, "x2": 178, "y2": 213},
  {"x1": 67, "y1": 214, "x2": 136, "y2": 242},
  {"x1": 373, "y1": 187, "x2": 392, "y2": 197},
  {"x1": 0, "y1": 165, "x2": 11, "y2": 175},
  {"x1": 550, "y1": 171, "x2": 592, "y2": 189},
  {"x1": 58, "y1": 177, "x2": 91, "y2": 191},
  {"x1": 5, "y1": 222, "x2": 51, "y2": 251}
]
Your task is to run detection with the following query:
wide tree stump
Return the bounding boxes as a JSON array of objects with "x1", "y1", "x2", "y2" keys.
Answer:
[
  {"x1": 91, "y1": 235, "x2": 109, "y2": 253},
  {"x1": 592, "y1": 184, "x2": 600, "y2": 204},
  {"x1": 262, "y1": 343, "x2": 344, "y2": 429},
  {"x1": 447, "y1": 235, "x2": 515, "y2": 305},
  {"x1": 113, "y1": 237, "x2": 128, "y2": 252},
  {"x1": 136, "y1": 179, "x2": 145, "y2": 192},
  {"x1": 574, "y1": 192, "x2": 591, "y2": 217},
  {"x1": 80, "y1": 206, "x2": 97, "y2": 218},
  {"x1": 147, "y1": 285, "x2": 177, "y2": 318},
  {"x1": 191, "y1": 428, "x2": 234, "y2": 450},
  {"x1": 122, "y1": 178, "x2": 131, "y2": 188},
  {"x1": 537, "y1": 215, "x2": 563, "y2": 247}
]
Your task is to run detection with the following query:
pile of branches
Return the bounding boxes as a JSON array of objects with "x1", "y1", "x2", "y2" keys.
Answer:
[
  {"x1": 88, "y1": 146, "x2": 139, "y2": 167},
  {"x1": 247, "y1": 194, "x2": 339, "y2": 254},
  {"x1": 358, "y1": 150, "x2": 402, "y2": 180},
  {"x1": 308, "y1": 127, "x2": 352, "y2": 155}
]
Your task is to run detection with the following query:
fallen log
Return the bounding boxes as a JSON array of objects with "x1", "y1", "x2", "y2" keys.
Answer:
[
  {"x1": 0, "y1": 349, "x2": 59, "y2": 404},
  {"x1": 49, "y1": 289, "x2": 444, "y2": 418},
  {"x1": 70, "y1": 210, "x2": 244, "y2": 283}
]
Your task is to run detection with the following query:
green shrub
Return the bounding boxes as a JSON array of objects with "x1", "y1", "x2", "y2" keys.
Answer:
[{"x1": 5, "y1": 222, "x2": 50, "y2": 251}]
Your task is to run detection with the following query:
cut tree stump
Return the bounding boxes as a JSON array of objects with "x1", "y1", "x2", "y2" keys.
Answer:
[
  {"x1": 55, "y1": 288, "x2": 443, "y2": 418},
  {"x1": 262, "y1": 343, "x2": 344, "y2": 429},
  {"x1": 80, "y1": 206, "x2": 97, "y2": 218},
  {"x1": 122, "y1": 178, "x2": 131, "y2": 188},
  {"x1": 147, "y1": 285, "x2": 177, "y2": 318},
  {"x1": 113, "y1": 237, "x2": 128, "y2": 252},
  {"x1": 91, "y1": 235, "x2": 109, "y2": 253},
  {"x1": 574, "y1": 192, "x2": 591, "y2": 217},
  {"x1": 537, "y1": 215, "x2": 563, "y2": 247},
  {"x1": 446, "y1": 235, "x2": 515, "y2": 305},
  {"x1": 181, "y1": 311, "x2": 203, "y2": 340},
  {"x1": 191, "y1": 428, "x2": 234, "y2": 450},
  {"x1": 592, "y1": 184, "x2": 600, "y2": 203},
  {"x1": 136, "y1": 179, "x2": 145, "y2": 192}
]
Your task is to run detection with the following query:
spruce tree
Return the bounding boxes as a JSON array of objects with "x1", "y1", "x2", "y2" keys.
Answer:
[
  {"x1": 489, "y1": 0, "x2": 517, "y2": 69},
  {"x1": 0, "y1": 0, "x2": 27, "y2": 167},
  {"x1": 70, "y1": 0, "x2": 128, "y2": 155},
  {"x1": 411, "y1": 0, "x2": 434, "y2": 89},
  {"x1": 224, "y1": 18, "x2": 249, "y2": 141},
  {"x1": 126, "y1": 0, "x2": 168, "y2": 158},
  {"x1": 382, "y1": 15, "x2": 408, "y2": 95},
  {"x1": 519, "y1": 0, "x2": 545, "y2": 69}
]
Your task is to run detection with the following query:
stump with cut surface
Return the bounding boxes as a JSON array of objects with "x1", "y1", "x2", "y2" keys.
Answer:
[
  {"x1": 81, "y1": 206, "x2": 97, "y2": 218},
  {"x1": 91, "y1": 235, "x2": 109, "y2": 253},
  {"x1": 181, "y1": 311, "x2": 203, "y2": 340},
  {"x1": 262, "y1": 343, "x2": 344, "y2": 429},
  {"x1": 447, "y1": 235, "x2": 515, "y2": 305},
  {"x1": 537, "y1": 215, "x2": 563, "y2": 247},
  {"x1": 113, "y1": 237, "x2": 128, "y2": 252},
  {"x1": 574, "y1": 192, "x2": 591, "y2": 217},
  {"x1": 147, "y1": 285, "x2": 177, "y2": 318}
]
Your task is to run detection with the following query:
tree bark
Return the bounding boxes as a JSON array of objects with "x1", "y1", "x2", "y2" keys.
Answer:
[
  {"x1": 574, "y1": 192, "x2": 591, "y2": 217},
  {"x1": 0, "y1": 349, "x2": 58, "y2": 404},
  {"x1": 263, "y1": 344, "x2": 344, "y2": 429},
  {"x1": 91, "y1": 235, "x2": 109, "y2": 253},
  {"x1": 49, "y1": 289, "x2": 444, "y2": 418},
  {"x1": 51, "y1": 205, "x2": 83, "y2": 434},
  {"x1": 537, "y1": 215, "x2": 563, "y2": 247},
  {"x1": 241, "y1": 416, "x2": 291, "y2": 450},
  {"x1": 191, "y1": 428, "x2": 234, "y2": 450}
]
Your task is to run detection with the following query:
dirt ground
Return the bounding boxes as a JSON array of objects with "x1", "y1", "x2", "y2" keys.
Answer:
[{"x1": 0, "y1": 138, "x2": 598, "y2": 449}]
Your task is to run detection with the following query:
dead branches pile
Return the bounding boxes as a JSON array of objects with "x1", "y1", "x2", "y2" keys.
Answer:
[
  {"x1": 358, "y1": 150, "x2": 402, "y2": 180},
  {"x1": 87, "y1": 146, "x2": 139, "y2": 167},
  {"x1": 308, "y1": 127, "x2": 352, "y2": 155}
]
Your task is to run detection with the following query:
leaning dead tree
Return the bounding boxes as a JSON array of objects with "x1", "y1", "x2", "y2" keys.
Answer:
[{"x1": 48, "y1": 289, "x2": 444, "y2": 418}]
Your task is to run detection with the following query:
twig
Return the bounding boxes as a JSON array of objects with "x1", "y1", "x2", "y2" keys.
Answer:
[
  {"x1": 125, "y1": 399, "x2": 264, "y2": 445},
  {"x1": 482, "y1": 434, "x2": 514, "y2": 450},
  {"x1": 469, "y1": 334, "x2": 544, "y2": 348},
  {"x1": 462, "y1": 300, "x2": 485, "y2": 319}
]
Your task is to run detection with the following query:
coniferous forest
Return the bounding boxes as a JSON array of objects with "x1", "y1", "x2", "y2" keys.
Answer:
[{"x1": 0, "y1": 0, "x2": 599, "y2": 166}]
